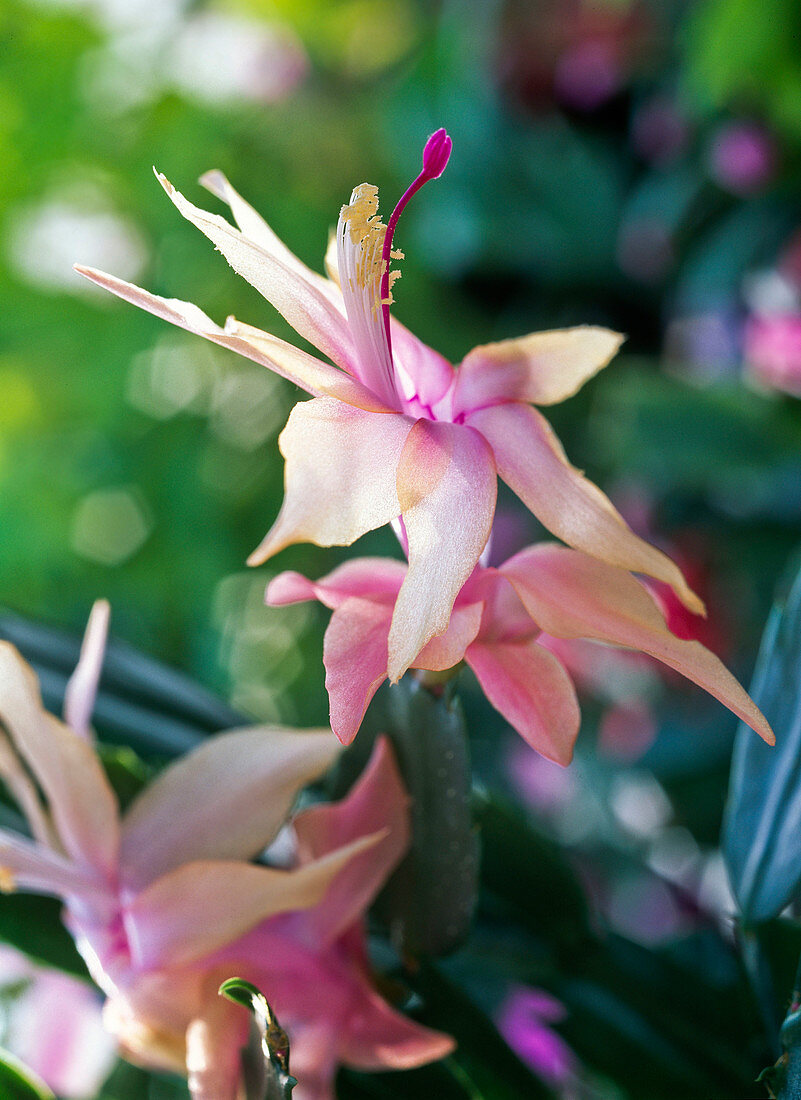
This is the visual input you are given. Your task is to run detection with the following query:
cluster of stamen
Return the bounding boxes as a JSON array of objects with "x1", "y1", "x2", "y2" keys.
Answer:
[{"x1": 341, "y1": 184, "x2": 403, "y2": 311}]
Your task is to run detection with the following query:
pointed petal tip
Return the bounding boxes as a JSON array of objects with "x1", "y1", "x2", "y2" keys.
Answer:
[{"x1": 198, "y1": 169, "x2": 225, "y2": 197}]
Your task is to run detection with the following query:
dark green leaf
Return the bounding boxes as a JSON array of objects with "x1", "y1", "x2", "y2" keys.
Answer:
[
  {"x1": 0, "y1": 894, "x2": 84, "y2": 978},
  {"x1": 724, "y1": 562, "x2": 801, "y2": 921}
]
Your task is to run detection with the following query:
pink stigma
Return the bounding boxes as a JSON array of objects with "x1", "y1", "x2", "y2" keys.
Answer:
[{"x1": 381, "y1": 128, "x2": 452, "y2": 353}]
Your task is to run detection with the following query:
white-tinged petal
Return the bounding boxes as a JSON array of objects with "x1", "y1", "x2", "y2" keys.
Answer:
[
  {"x1": 469, "y1": 402, "x2": 704, "y2": 615},
  {"x1": 0, "y1": 829, "x2": 100, "y2": 899},
  {"x1": 156, "y1": 172, "x2": 361, "y2": 376},
  {"x1": 248, "y1": 397, "x2": 413, "y2": 565},
  {"x1": 0, "y1": 645, "x2": 119, "y2": 877},
  {"x1": 453, "y1": 327, "x2": 623, "y2": 416},
  {"x1": 120, "y1": 726, "x2": 340, "y2": 891},
  {"x1": 64, "y1": 599, "x2": 109, "y2": 741},
  {"x1": 387, "y1": 420, "x2": 496, "y2": 680},
  {"x1": 74, "y1": 267, "x2": 387, "y2": 411}
]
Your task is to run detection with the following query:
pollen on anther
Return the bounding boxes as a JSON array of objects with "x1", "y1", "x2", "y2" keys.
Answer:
[{"x1": 0, "y1": 867, "x2": 16, "y2": 893}]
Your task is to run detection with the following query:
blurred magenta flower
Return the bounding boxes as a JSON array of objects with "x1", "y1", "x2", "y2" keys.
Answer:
[
  {"x1": 496, "y1": 985, "x2": 576, "y2": 1088},
  {"x1": 0, "y1": 604, "x2": 452, "y2": 1099},
  {"x1": 709, "y1": 121, "x2": 777, "y2": 196},
  {"x1": 267, "y1": 545, "x2": 773, "y2": 764},
  {"x1": 744, "y1": 313, "x2": 801, "y2": 396},
  {"x1": 76, "y1": 128, "x2": 705, "y2": 686}
]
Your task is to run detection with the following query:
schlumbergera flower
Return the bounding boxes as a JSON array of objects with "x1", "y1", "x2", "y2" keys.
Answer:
[
  {"x1": 0, "y1": 603, "x2": 452, "y2": 1100},
  {"x1": 76, "y1": 128, "x2": 709, "y2": 685},
  {"x1": 267, "y1": 549, "x2": 773, "y2": 764}
]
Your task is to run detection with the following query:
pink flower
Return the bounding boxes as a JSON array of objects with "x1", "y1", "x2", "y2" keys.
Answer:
[
  {"x1": 744, "y1": 313, "x2": 801, "y2": 397},
  {"x1": 0, "y1": 603, "x2": 452, "y2": 1099},
  {"x1": 496, "y1": 985, "x2": 576, "y2": 1088},
  {"x1": 267, "y1": 546, "x2": 773, "y2": 764},
  {"x1": 76, "y1": 129, "x2": 704, "y2": 686},
  {"x1": 0, "y1": 944, "x2": 115, "y2": 1098}
]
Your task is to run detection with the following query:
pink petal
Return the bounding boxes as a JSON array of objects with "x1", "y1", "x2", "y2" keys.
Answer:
[
  {"x1": 267, "y1": 558, "x2": 406, "y2": 611},
  {"x1": 0, "y1": 830, "x2": 100, "y2": 899},
  {"x1": 293, "y1": 737, "x2": 409, "y2": 944},
  {"x1": 74, "y1": 268, "x2": 389, "y2": 412},
  {"x1": 468, "y1": 403, "x2": 704, "y2": 615},
  {"x1": 156, "y1": 173, "x2": 362, "y2": 377},
  {"x1": 120, "y1": 727, "x2": 340, "y2": 891},
  {"x1": 323, "y1": 597, "x2": 393, "y2": 745},
  {"x1": 391, "y1": 319, "x2": 455, "y2": 409},
  {"x1": 339, "y1": 981, "x2": 455, "y2": 1071},
  {"x1": 388, "y1": 420, "x2": 497, "y2": 680},
  {"x1": 465, "y1": 638, "x2": 581, "y2": 764},
  {"x1": 501, "y1": 545, "x2": 774, "y2": 745},
  {"x1": 0, "y1": 644, "x2": 119, "y2": 878},
  {"x1": 126, "y1": 836, "x2": 384, "y2": 968},
  {"x1": 453, "y1": 327, "x2": 623, "y2": 417},
  {"x1": 413, "y1": 601, "x2": 484, "y2": 671},
  {"x1": 186, "y1": 994, "x2": 248, "y2": 1100},
  {"x1": 63, "y1": 599, "x2": 109, "y2": 742},
  {"x1": 248, "y1": 399, "x2": 412, "y2": 565}
]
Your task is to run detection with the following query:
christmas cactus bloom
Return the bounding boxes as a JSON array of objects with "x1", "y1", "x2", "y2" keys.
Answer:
[
  {"x1": 266, "y1": 548, "x2": 774, "y2": 763},
  {"x1": 0, "y1": 604, "x2": 452, "y2": 1099},
  {"x1": 76, "y1": 128, "x2": 704, "y2": 684}
]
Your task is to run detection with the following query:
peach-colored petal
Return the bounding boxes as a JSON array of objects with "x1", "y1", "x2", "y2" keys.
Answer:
[
  {"x1": 248, "y1": 398, "x2": 412, "y2": 565},
  {"x1": 156, "y1": 172, "x2": 360, "y2": 375},
  {"x1": 339, "y1": 982, "x2": 455, "y2": 1071},
  {"x1": 126, "y1": 836, "x2": 385, "y2": 968},
  {"x1": 74, "y1": 267, "x2": 387, "y2": 412},
  {"x1": 323, "y1": 597, "x2": 394, "y2": 745},
  {"x1": 469, "y1": 403, "x2": 704, "y2": 615},
  {"x1": 501, "y1": 545, "x2": 774, "y2": 745},
  {"x1": 0, "y1": 644, "x2": 119, "y2": 878},
  {"x1": 293, "y1": 737, "x2": 409, "y2": 944},
  {"x1": 63, "y1": 598, "x2": 109, "y2": 741},
  {"x1": 453, "y1": 327, "x2": 623, "y2": 417},
  {"x1": 413, "y1": 601, "x2": 484, "y2": 671},
  {"x1": 120, "y1": 727, "x2": 340, "y2": 891},
  {"x1": 186, "y1": 993, "x2": 248, "y2": 1100},
  {"x1": 267, "y1": 558, "x2": 406, "y2": 611},
  {"x1": 465, "y1": 638, "x2": 580, "y2": 764},
  {"x1": 388, "y1": 420, "x2": 496, "y2": 681}
]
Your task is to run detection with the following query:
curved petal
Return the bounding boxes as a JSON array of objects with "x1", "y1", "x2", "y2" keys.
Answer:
[
  {"x1": 186, "y1": 993, "x2": 248, "y2": 1100},
  {"x1": 74, "y1": 268, "x2": 388, "y2": 412},
  {"x1": 323, "y1": 597, "x2": 393, "y2": 745},
  {"x1": 156, "y1": 173, "x2": 360, "y2": 375},
  {"x1": 469, "y1": 403, "x2": 704, "y2": 615},
  {"x1": 465, "y1": 638, "x2": 581, "y2": 764},
  {"x1": 266, "y1": 558, "x2": 407, "y2": 611},
  {"x1": 339, "y1": 981, "x2": 455, "y2": 1071},
  {"x1": 413, "y1": 601, "x2": 484, "y2": 671},
  {"x1": 293, "y1": 737, "x2": 409, "y2": 944},
  {"x1": 125, "y1": 836, "x2": 385, "y2": 968},
  {"x1": 0, "y1": 830, "x2": 100, "y2": 899},
  {"x1": 501, "y1": 545, "x2": 774, "y2": 745},
  {"x1": 120, "y1": 727, "x2": 340, "y2": 891},
  {"x1": 248, "y1": 399, "x2": 412, "y2": 566},
  {"x1": 391, "y1": 319, "x2": 455, "y2": 409},
  {"x1": 63, "y1": 599, "x2": 109, "y2": 741},
  {"x1": 387, "y1": 420, "x2": 496, "y2": 681},
  {"x1": 0, "y1": 644, "x2": 119, "y2": 878},
  {"x1": 453, "y1": 327, "x2": 623, "y2": 417}
]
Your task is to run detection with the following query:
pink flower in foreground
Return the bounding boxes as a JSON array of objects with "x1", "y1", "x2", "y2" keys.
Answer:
[
  {"x1": 0, "y1": 604, "x2": 451, "y2": 1099},
  {"x1": 267, "y1": 547, "x2": 773, "y2": 764},
  {"x1": 0, "y1": 944, "x2": 115, "y2": 1098},
  {"x1": 76, "y1": 128, "x2": 705, "y2": 686}
]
